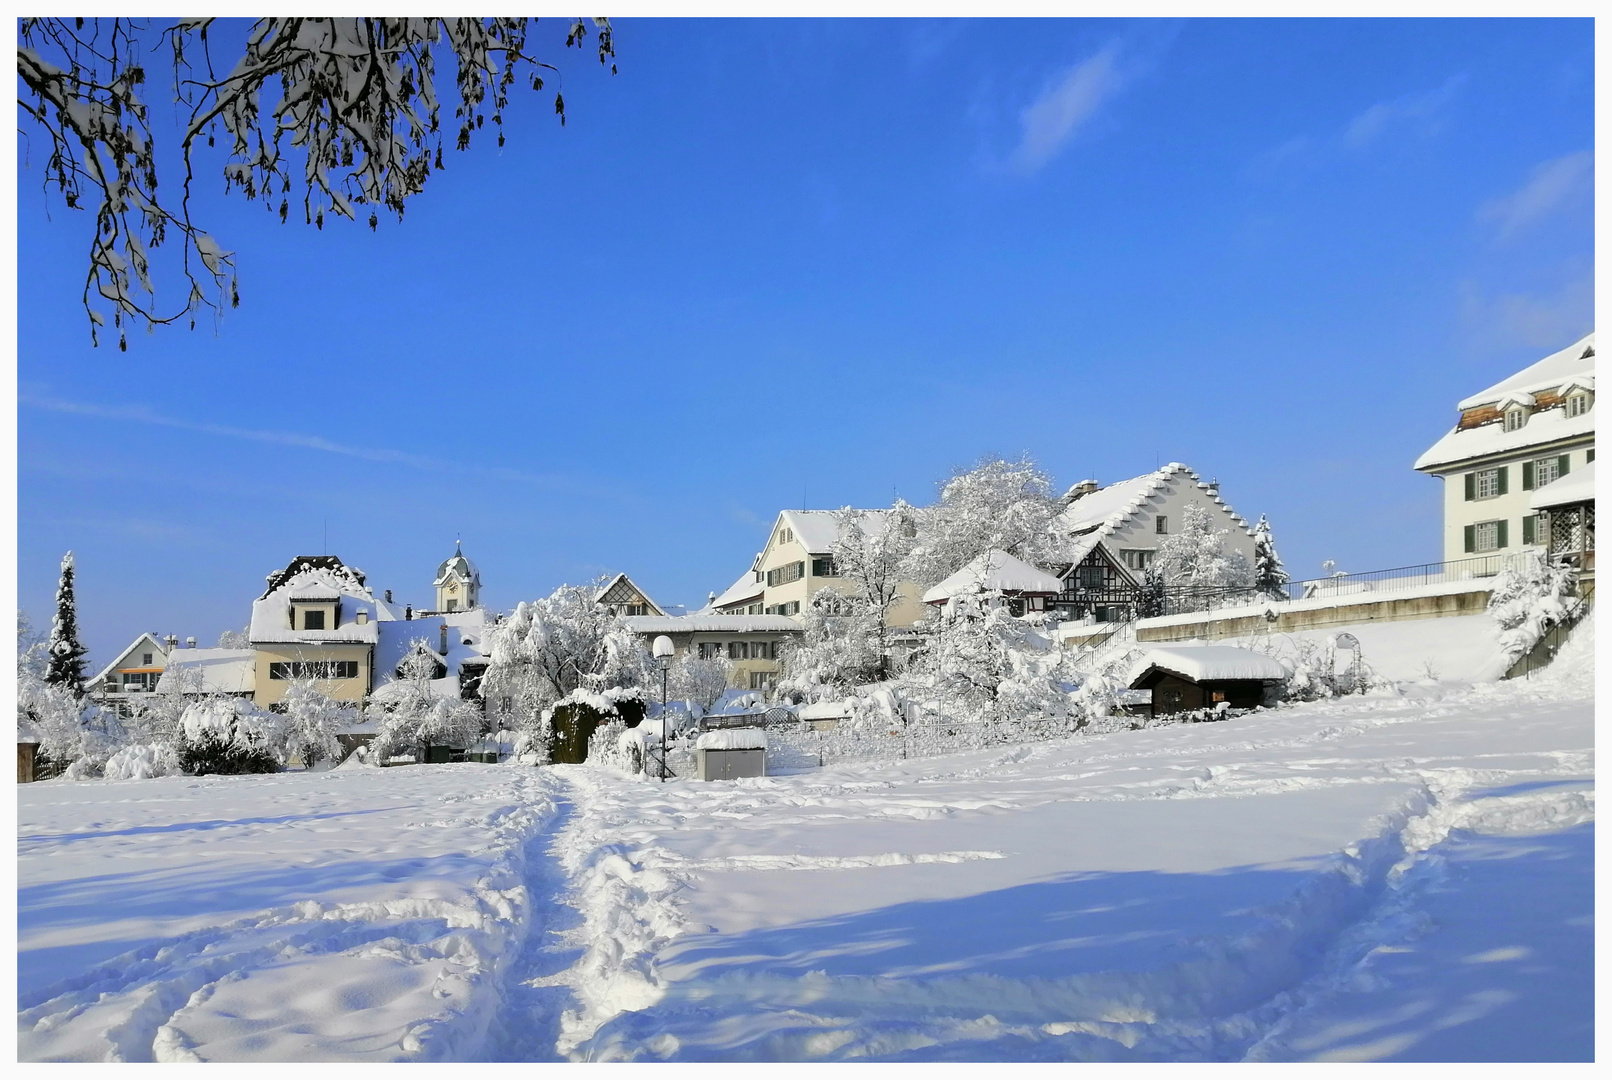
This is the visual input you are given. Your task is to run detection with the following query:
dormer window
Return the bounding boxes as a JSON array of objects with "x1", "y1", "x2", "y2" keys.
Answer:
[
  {"x1": 303, "y1": 609, "x2": 325, "y2": 630},
  {"x1": 1503, "y1": 406, "x2": 1528, "y2": 432},
  {"x1": 1566, "y1": 391, "x2": 1592, "y2": 418}
]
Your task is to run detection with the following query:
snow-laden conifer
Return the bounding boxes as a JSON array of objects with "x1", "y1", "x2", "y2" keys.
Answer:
[
  {"x1": 1252, "y1": 515, "x2": 1289, "y2": 600},
  {"x1": 46, "y1": 551, "x2": 89, "y2": 694}
]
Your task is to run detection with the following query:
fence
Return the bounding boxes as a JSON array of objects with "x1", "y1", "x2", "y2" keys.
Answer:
[
  {"x1": 1281, "y1": 552, "x2": 1531, "y2": 603},
  {"x1": 1504, "y1": 592, "x2": 1595, "y2": 680}
]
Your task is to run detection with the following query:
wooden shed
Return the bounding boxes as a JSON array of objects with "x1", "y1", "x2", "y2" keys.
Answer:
[{"x1": 1127, "y1": 646, "x2": 1288, "y2": 717}]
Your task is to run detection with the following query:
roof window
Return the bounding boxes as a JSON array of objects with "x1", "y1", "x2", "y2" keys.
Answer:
[
  {"x1": 1503, "y1": 406, "x2": 1528, "y2": 432},
  {"x1": 1566, "y1": 390, "x2": 1592, "y2": 418}
]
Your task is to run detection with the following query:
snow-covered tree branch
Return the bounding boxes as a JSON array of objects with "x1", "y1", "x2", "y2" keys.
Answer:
[{"x1": 18, "y1": 17, "x2": 616, "y2": 345}]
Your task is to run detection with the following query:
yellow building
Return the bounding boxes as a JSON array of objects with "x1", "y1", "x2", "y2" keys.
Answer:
[{"x1": 248, "y1": 555, "x2": 381, "y2": 708}]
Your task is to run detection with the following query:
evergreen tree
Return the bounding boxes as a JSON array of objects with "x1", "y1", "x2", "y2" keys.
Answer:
[
  {"x1": 46, "y1": 551, "x2": 89, "y2": 695},
  {"x1": 1252, "y1": 515, "x2": 1289, "y2": 600},
  {"x1": 1136, "y1": 564, "x2": 1166, "y2": 619}
]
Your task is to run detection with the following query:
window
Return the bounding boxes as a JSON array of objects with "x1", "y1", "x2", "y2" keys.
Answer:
[
  {"x1": 1471, "y1": 468, "x2": 1505, "y2": 500},
  {"x1": 765, "y1": 601, "x2": 800, "y2": 616},
  {"x1": 777, "y1": 527, "x2": 794, "y2": 545},
  {"x1": 1528, "y1": 456, "x2": 1565, "y2": 489},
  {"x1": 1566, "y1": 392, "x2": 1592, "y2": 417},
  {"x1": 121, "y1": 672, "x2": 150, "y2": 691},
  {"x1": 1523, "y1": 514, "x2": 1544, "y2": 546},
  {"x1": 268, "y1": 660, "x2": 358, "y2": 680},
  {"x1": 749, "y1": 671, "x2": 774, "y2": 690},
  {"x1": 698, "y1": 642, "x2": 722, "y2": 660},
  {"x1": 1504, "y1": 407, "x2": 1528, "y2": 432},
  {"x1": 728, "y1": 641, "x2": 747, "y2": 660},
  {"x1": 1465, "y1": 520, "x2": 1508, "y2": 554},
  {"x1": 811, "y1": 556, "x2": 837, "y2": 578},
  {"x1": 445, "y1": 599, "x2": 458, "y2": 612},
  {"x1": 1119, "y1": 549, "x2": 1155, "y2": 572},
  {"x1": 766, "y1": 561, "x2": 805, "y2": 587},
  {"x1": 1155, "y1": 515, "x2": 1168, "y2": 534},
  {"x1": 303, "y1": 609, "x2": 326, "y2": 630},
  {"x1": 1076, "y1": 564, "x2": 1106, "y2": 589},
  {"x1": 142, "y1": 652, "x2": 153, "y2": 665},
  {"x1": 623, "y1": 603, "x2": 646, "y2": 616}
]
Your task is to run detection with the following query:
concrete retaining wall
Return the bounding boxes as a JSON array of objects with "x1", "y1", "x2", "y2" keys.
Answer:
[{"x1": 1134, "y1": 587, "x2": 1493, "y2": 644}]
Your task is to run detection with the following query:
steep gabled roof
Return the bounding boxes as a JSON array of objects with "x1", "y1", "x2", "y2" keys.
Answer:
[
  {"x1": 87, "y1": 632, "x2": 168, "y2": 686},
  {"x1": 1458, "y1": 332, "x2": 1595, "y2": 410},
  {"x1": 595, "y1": 572, "x2": 666, "y2": 615},
  {"x1": 250, "y1": 566, "x2": 379, "y2": 645},
  {"x1": 1051, "y1": 463, "x2": 1252, "y2": 566},
  {"x1": 775, "y1": 509, "x2": 891, "y2": 555}
]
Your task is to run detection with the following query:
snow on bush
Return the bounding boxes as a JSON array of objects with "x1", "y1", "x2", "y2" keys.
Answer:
[
  {"x1": 103, "y1": 742, "x2": 182, "y2": 781},
  {"x1": 178, "y1": 696, "x2": 283, "y2": 775},
  {"x1": 277, "y1": 678, "x2": 354, "y2": 766},
  {"x1": 1156, "y1": 503, "x2": 1253, "y2": 611},
  {"x1": 1487, "y1": 553, "x2": 1578, "y2": 665}
]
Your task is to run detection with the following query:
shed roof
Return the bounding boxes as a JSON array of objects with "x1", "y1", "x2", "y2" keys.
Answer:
[
  {"x1": 922, "y1": 549, "x2": 1065, "y2": 604},
  {"x1": 1530, "y1": 460, "x2": 1596, "y2": 511},
  {"x1": 1127, "y1": 646, "x2": 1287, "y2": 687}
]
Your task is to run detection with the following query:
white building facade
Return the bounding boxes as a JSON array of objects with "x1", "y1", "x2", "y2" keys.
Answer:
[{"x1": 1415, "y1": 333, "x2": 1595, "y2": 563}]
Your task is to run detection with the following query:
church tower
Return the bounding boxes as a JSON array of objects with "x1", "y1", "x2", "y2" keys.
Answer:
[{"x1": 433, "y1": 542, "x2": 481, "y2": 612}]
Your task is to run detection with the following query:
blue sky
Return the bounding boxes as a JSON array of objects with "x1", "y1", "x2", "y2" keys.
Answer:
[{"x1": 17, "y1": 18, "x2": 1594, "y2": 667}]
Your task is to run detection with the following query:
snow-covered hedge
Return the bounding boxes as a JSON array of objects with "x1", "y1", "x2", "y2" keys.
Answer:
[{"x1": 178, "y1": 697, "x2": 283, "y2": 775}]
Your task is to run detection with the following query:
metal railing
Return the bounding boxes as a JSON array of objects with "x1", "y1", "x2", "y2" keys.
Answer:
[
  {"x1": 1281, "y1": 552, "x2": 1531, "y2": 603},
  {"x1": 1505, "y1": 591, "x2": 1595, "y2": 680}
]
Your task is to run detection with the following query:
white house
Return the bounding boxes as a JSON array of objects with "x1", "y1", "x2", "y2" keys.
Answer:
[
  {"x1": 85, "y1": 632, "x2": 173, "y2": 709},
  {"x1": 1050, "y1": 463, "x2": 1258, "y2": 621},
  {"x1": 1415, "y1": 333, "x2": 1594, "y2": 563}
]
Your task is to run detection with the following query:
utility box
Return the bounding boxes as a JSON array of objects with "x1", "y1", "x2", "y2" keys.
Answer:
[
  {"x1": 694, "y1": 728, "x2": 767, "y2": 781},
  {"x1": 697, "y1": 747, "x2": 766, "y2": 781}
]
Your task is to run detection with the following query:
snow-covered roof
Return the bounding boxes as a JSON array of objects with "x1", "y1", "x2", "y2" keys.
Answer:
[
  {"x1": 1530, "y1": 461, "x2": 1595, "y2": 511},
  {"x1": 1126, "y1": 646, "x2": 1288, "y2": 686},
  {"x1": 620, "y1": 614, "x2": 801, "y2": 634},
  {"x1": 695, "y1": 728, "x2": 768, "y2": 751},
  {"x1": 289, "y1": 582, "x2": 342, "y2": 601},
  {"x1": 1457, "y1": 333, "x2": 1595, "y2": 411},
  {"x1": 595, "y1": 572, "x2": 666, "y2": 615},
  {"x1": 1051, "y1": 463, "x2": 1252, "y2": 564},
  {"x1": 156, "y1": 649, "x2": 256, "y2": 695},
  {"x1": 778, "y1": 509, "x2": 890, "y2": 555},
  {"x1": 709, "y1": 569, "x2": 764, "y2": 610},
  {"x1": 433, "y1": 543, "x2": 479, "y2": 585},
  {"x1": 1415, "y1": 403, "x2": 1595, "y2": 471},
  {"x1": 250, "y1": 567, "x2": 379, "y2": 645},
  {"x1": 922, "y1": 549, "x2": 1064, "y2": 604},
  {"x1": 87, "y1": 632, "x2": 168, "y2": 686}
]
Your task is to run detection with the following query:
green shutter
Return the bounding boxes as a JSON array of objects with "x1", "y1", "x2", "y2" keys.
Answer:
[
  {"x1": 1522, "y1": 461, "x2": 1535, "y2": 490},
  {"x1": 1464, "y1": 525, "x2": 1475, "y2": 553},
  {"x1": 1496, "y1": 467, "x2": 1508, "y2": 496},
  {"x1": 1497, "y1": 520, "x2": 1509, "y2": 549},
  {"x1": 1523, "y1": 515, "x2": 1536, "y2": 545},
  {"x1": 1588, "y1": 449, "x2": 1596, "y2": 463},
  {"x1": 1559, "y1": 454, "x2": 1570, "y2": 476},
  {"x1": 1464, "y1": 474, "x2": 1475, "y2": 501}
]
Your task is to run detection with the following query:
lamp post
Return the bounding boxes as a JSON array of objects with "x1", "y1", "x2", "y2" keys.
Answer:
[{"x1": 652, "y1": 635, "x2": 674, "y2": 782}]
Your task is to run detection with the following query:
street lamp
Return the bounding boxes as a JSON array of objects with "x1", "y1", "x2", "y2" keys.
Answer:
[{"x1": 652, "y1": 635, "x2": 674, "y2": 782}]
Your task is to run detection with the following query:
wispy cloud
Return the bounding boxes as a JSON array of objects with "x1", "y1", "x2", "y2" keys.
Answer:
[
  {"x1": 1459, "y1": 267, "x2": 1593, "y2": 352},
  {"x1": 1478, "y1": 150, "x2": 1593, "y2": 240},
  {"x1": 19, "y1": 393, "x2": 573, "y2": 490},
  {"x1": 1010, "y1": 43, "x2": 1125, "y2": 175},
  {"x1": 1342, "y1": 75, "x2": 1466, "y2": 149}
]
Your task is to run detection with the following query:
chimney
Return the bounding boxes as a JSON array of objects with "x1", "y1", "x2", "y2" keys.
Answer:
[
  {"x1": 165, "y1": 634, "x2": 178, "y2": 649},
  {"x1": 385, "y1": 589, "x2": 393, "y2": 603},
  {"x1": 708, "y1": 591, "x2": 717, "y2": 605},
  {"x1": 1206, "y1": 479, "x2": 1220, "y2": 496},
  {"x1": 1067, "y1": 479, "x2": 1100, "y2": 502},
  {"x1": 439, "y1": 623, "x2": 448, "y2": 655},
  {"x1": 405, "y1": 605, "x2": 413, "y2": 620},
  {"x1": 185, "y1": 636, "x2": 196, "y2": 649}
]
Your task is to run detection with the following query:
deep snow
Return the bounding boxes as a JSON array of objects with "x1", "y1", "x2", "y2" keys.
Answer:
[{"x1": 18, "y1": 619, "x2": 1593, "y2": 1062}]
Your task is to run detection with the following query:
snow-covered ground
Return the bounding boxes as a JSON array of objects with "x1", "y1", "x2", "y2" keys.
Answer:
[{"x1": 18, "y1": 620, "x2": 1593, "y2": 1062}]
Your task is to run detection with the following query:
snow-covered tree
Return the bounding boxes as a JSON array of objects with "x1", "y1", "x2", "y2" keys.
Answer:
[
  {"x1": 46, "y1": 551, "x2": 89, "y2": 694},
  {"x1": 1154, "y1": 504, "x2": 1252, "y2": 611},
  {"x1": 904, "y1": 456, "x2": 1061, "y2": 588},
  {"x1": 482, "y1": 580, "x2": 649, "y2": 747},
  {"x1": 830, "y1": 501, "x2": 919, "y2": 676},
  {"x1": 667, "y1": 651, "x2": 732, "y2": 713},
  {"x1": 276, "y1": 679, "x2": 352, "y2": 766},
  {"x1": 904, "y1": 596, "x2": 1070, "y2": 734},
  {"x1": 177, "y1": 696, "x2": 283, "y2": 775},
  {"x1": 216, "y1": 625, "x2": 251, "y2": 648},
  {"x1": 1488, "y1": 552, "x2": 1579, "y2": 665},
  {"x1": 1252, "y1": 515, "x2": 1288, "y2": 600},
  {"x1": 18, "y1": 18, "x2": 617, "y2": 344},
  {"x1": 369, "y1": 641, "x2": 483, "y2": 760},
  {"x1": 1136, "y1": 563, "x2": 1166, "y2": 619},
  {"x1": 780, "y1": 588, "x2": 886, "y2": 700}
]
